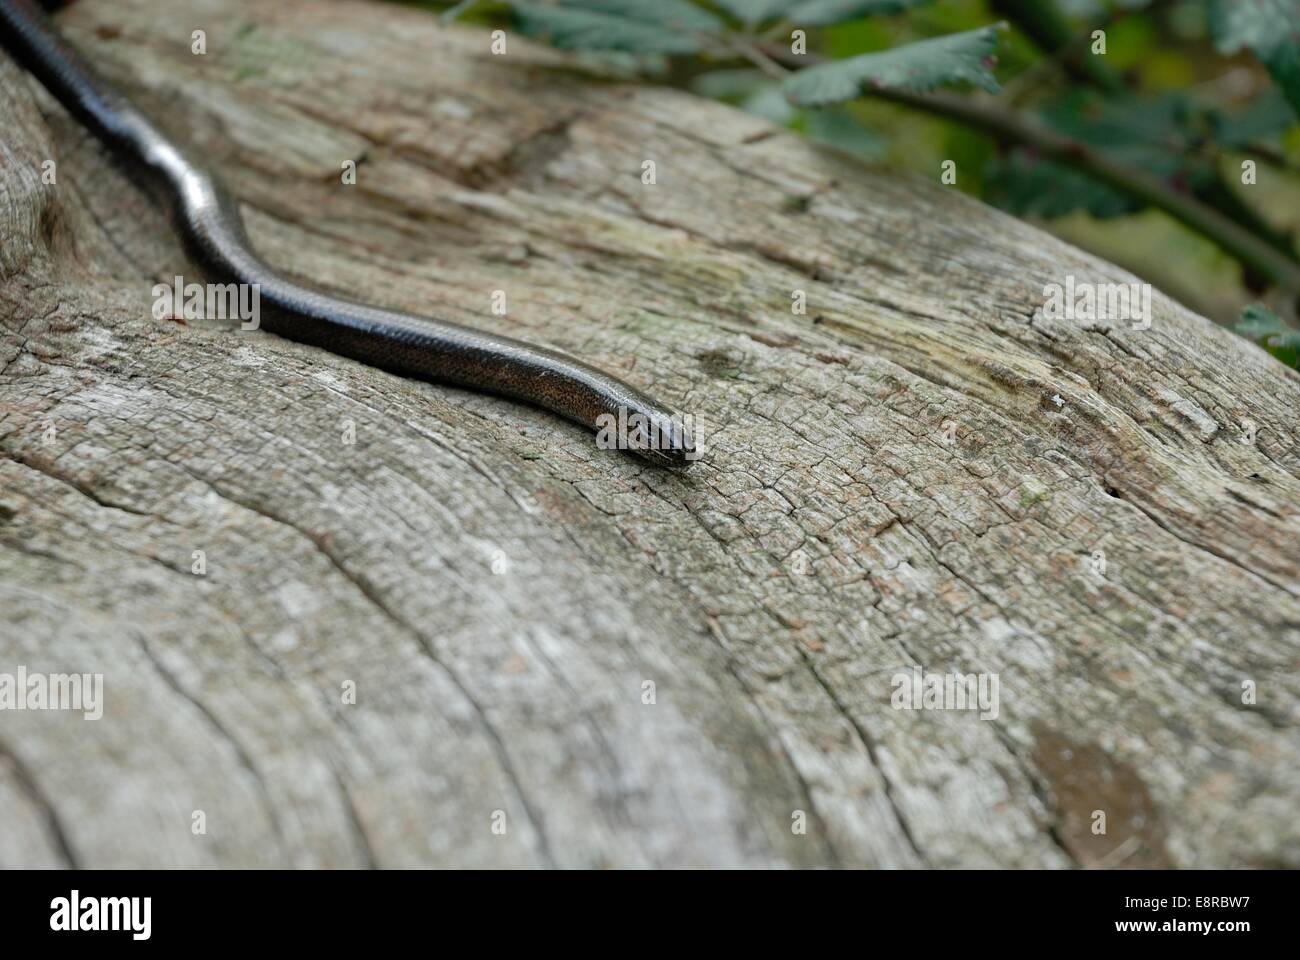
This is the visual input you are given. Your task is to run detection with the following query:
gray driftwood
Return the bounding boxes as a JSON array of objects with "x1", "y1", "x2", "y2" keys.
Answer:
[{"x1": 2, "y1": 0, "x2": 1298, "y2": 869}]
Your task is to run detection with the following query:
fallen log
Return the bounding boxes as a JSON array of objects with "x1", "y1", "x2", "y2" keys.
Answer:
[{"x1": 1, "y1": 0, "x2": 1297, "y2": 868}]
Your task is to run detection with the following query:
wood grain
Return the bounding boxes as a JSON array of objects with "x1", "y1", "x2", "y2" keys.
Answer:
[{"x1": 1, "y1": 0, "x2": 1297, "y2": 868}]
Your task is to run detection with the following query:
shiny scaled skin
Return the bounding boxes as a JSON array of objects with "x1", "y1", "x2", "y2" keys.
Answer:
[{"x1": 0, "y1": 0, "x2": 695, "y2": 466}]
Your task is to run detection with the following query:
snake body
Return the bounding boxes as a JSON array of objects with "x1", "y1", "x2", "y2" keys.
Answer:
[{"x1": 0, "y1": 0, "x2": 694, "y2": 464}]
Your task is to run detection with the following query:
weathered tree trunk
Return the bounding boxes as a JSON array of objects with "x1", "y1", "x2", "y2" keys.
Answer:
[{"x1": 2, "y1": 0, "x2": 1297, "y2": 869}]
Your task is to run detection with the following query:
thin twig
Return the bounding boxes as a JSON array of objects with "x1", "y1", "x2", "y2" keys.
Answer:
[{"x1": 726, "y1": 36, "x2": 789, "y2": 81}]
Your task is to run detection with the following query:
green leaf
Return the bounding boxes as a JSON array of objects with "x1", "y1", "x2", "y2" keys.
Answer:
[
  {"x1": 439, "y1": 0, "x2": 480, "y2": 24},
  {"x1": 713, "y1": 1, "x2": 801, "y2": 26},
  {"x1": 987, "y1": 153, "x2": 1135, "y2": 219},
  {"x1": 1237, "y1": 304, "x2": 1300, "y2": 346},
  {"x1": 1209, "y1": 0, "x2": 1300, "y2": 116},
  {"x1": 803, "y1": 107, "x2": 888, "y2": 159},
  {"x1": 690, "y1": 67, "x2": 769, "y2": 101},
  {"x1": 1211, "y1": 89, "x2": 1298, "y2": 148},
  {"x1": 786, "y1": 0, "x2": 933, "y2": 28},
  {"x1": 987, "y1": 91, "x2": 1220, "y2": 221},
  {"x1": 742, "y1": 85, "x2": 800, "y2": 124},
  {"x1": 560, "y1": 0, "x2": 723, "y2": 32},
  {"x1": 782, "y1": 25, "x2": 1003, "y2": 107},
  {"x1": 509, "y1": 1, "x2": 716, "y2": 53},
  {"x1": 1239, "y1": 305, "x2": 1300, "y2": 366}
]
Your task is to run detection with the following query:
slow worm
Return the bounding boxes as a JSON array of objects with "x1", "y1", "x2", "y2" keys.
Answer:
[{"x1": 0, "y1": 0, "x2": 695, "y2": 465}]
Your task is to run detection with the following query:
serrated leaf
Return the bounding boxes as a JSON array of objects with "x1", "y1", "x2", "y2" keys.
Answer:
[
  {"x1": 509, "y1": 2, "x2": 716, "y2": 54},
  {"x1": 786, "y1": 0, "x2": 932, "y2": 28},
  {"x1": 1209, "y1": 0, "x2": 1300, "y2": 116},
  {"x1": 713, "y1": 1, "x2": 802, "y2": 26},
  {"x1": 782, "y1": 25, "x2": 1002, "y2": 107}
]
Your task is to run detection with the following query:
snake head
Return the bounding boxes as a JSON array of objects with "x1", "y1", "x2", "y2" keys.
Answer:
[{"x1": 608, "y1": 406, "x2": 697, "y2": 468}]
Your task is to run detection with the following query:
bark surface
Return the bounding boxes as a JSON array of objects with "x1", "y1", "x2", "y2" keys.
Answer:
[{"x1": 1, "y1": 0, "x2": 1298, "y2": 868}]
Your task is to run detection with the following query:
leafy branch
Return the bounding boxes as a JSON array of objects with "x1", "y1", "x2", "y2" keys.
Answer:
[
  {"x1": 990, "y1": 0, "x2": 1300, "y2": 284},
  {"x1": 751, "y1": 41, "x2": 1300, "y2": 297},
  {"x1": 438, "y1": 0, "x2": 1300, "y2": 309}
]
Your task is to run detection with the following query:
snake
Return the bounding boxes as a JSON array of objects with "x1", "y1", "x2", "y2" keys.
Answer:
[{"x1": 0, "y1": 0, "x2": 695, "y2": 465}]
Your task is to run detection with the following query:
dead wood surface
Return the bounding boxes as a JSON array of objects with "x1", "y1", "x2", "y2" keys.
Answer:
[{"x1": 1, "y1": 0, "x2": 1298, "y2": 868}]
